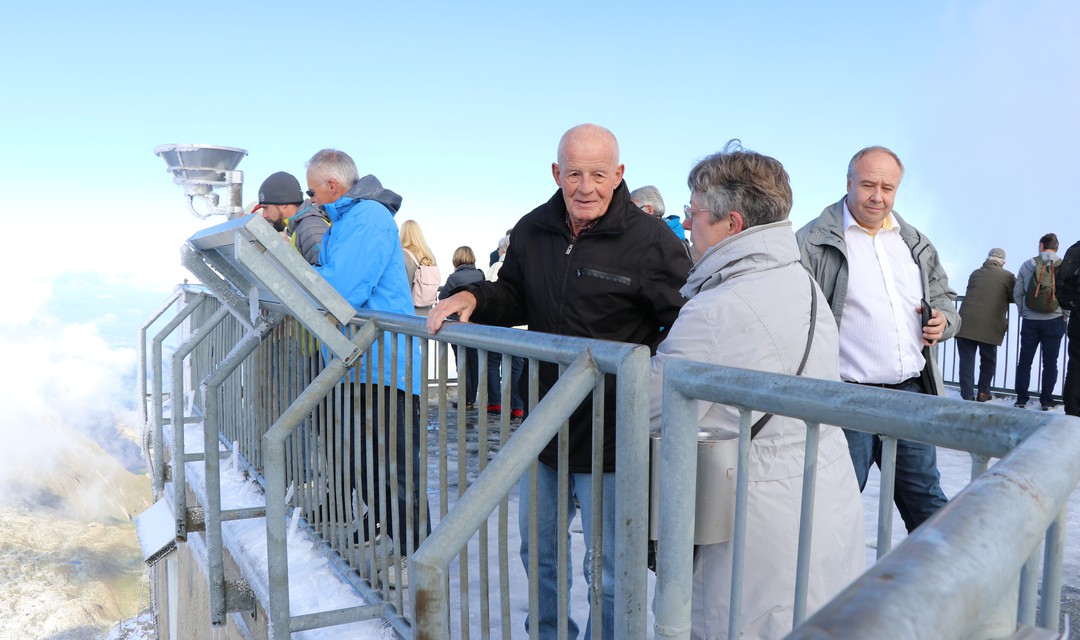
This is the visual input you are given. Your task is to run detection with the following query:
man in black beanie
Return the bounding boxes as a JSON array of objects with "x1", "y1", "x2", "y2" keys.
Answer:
[{"x1": 256, "y1": 171, "x2": 330, "y2": 265}]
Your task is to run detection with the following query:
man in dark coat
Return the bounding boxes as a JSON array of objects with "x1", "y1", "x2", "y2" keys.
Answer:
[
  {"x1": 428, "y1": 123, "x2": 691, "y2": 640},
  {"x1": 955, "y1": 248, "x2": 1016, "y2": 401}
]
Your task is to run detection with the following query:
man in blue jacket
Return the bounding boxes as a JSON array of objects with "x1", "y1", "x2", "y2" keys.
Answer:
[{"x1": 308, "y1": 149, "x2": 424, "y2": 584}]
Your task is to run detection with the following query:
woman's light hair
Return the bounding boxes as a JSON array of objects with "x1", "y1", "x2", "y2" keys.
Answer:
[
  {"x1": 452, "y1": 246, "x2": 476, "y2": 268},
  {"x1": 400, "y1": 219, "x2": 437, "y2": 265},
  {"x1": 687, "y1": 139, "x2": 792, "y2": 228}
]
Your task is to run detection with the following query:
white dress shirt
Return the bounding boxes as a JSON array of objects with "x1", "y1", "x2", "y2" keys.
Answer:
[{"x1": 838, "y1": 203, "x2": 925, "y2": 384}]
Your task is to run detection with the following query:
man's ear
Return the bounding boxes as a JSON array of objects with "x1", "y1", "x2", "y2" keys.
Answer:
[{"x1": 551, "y1": 162, "x2": 561, "y2": 187}]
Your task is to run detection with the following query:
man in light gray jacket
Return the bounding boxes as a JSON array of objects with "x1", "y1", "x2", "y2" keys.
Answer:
[
  {"x1": 797, "y1": 146, "x2": 958, "y2": 533},
  {"x1": 1012, "y1": 232, "x2": 1067, "y2": 409}
]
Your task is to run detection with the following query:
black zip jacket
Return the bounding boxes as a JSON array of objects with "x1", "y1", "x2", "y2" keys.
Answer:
[{"x1": 465, "y1": 181, "x2": 692, "y2": 471}]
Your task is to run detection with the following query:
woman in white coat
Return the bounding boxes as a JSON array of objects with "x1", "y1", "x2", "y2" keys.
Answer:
[{"x1": 650, "y1": 141, "x2": 864, "y2": 639}]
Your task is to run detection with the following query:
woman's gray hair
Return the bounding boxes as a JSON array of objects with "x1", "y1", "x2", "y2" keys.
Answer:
[
  {"x1": 306, "y1": 148, "x2": 359, "y2": 188},
  {"x1": 687, "y1": 140, "x2": 792, "y2": 229}
]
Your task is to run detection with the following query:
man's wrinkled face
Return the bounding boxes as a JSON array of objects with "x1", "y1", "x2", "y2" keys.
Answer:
[
  {"x1": 846, "y1": 150, "x2": 902, "y2": 232},
  {"x1": 552, "y1": 133, "x2": 624, "y2": 231},
  {"x1": 305, "y1": 169, "x2": 337, "y2": 206}
]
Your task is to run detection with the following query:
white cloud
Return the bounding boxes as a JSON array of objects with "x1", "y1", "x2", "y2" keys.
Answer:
[{"x1": 0, "y1": 302, "x2": 143, "y2": 493}]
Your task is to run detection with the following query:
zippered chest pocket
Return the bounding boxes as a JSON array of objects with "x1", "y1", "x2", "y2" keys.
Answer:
[{"x1": 576, "y1": 267, "x2": 632, "y2": 286}]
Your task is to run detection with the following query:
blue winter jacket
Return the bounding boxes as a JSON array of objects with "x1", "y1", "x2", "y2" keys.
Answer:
[{"x1": 316, "y1": 175, "x2": 421, "y2": 394}]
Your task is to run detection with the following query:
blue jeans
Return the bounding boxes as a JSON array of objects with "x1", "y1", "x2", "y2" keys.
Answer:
[
  {"x1": 1015, "y1": 316, "x2": 1067, "y2": 405},
  {"x1": 844, "y1": 378, "x2": 948, "y2": 532},
  {"x1": 486, "y1": 351, "x2": 524, "y2": 410},
  {"x1": 518, "y1": 463, "x2": 615, "y2": 640},
  {"x1": 955, "y1": 337, "x2": 997, "y2": 400}
]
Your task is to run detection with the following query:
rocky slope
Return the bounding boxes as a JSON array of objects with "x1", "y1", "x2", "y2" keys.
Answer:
[{"x1": 0, "y1": 415, "x2": 151, "y2": 640}]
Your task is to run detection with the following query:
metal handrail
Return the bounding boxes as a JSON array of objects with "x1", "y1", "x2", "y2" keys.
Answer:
[{"x1": 653, "y1": 360, "x2": 1080, "y2": 639}]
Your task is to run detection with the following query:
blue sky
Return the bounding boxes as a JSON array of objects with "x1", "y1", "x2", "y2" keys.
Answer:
[{"x1": 1, "y1": 0, "x2": 1078, "y2": 351}]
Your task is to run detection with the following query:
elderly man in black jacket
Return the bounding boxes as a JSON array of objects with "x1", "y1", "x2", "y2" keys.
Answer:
[
  {"x1": 429, "y1": 123, "x2": 691, "y2": 640},
  {"x1": 955, "y1": 248, "x2": 1016, "y2": 401}
]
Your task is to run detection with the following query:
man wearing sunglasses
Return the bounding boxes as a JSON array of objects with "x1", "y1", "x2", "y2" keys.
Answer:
[
  {"x1": 255, "y1": 171, "x2": 329, "y2": 266},
  {"x1": 307, "y1": 149, "x2": 426, "y2": 588}
]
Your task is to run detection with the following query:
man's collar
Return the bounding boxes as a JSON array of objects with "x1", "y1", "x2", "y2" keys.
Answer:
[{"x1": 842, "y1": 199, "x2": 899, "y2": 234}]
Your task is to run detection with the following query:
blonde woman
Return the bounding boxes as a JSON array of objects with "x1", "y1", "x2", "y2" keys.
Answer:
[{"x1": 399, "y1": 219, "x2": 440, "y2": 315}]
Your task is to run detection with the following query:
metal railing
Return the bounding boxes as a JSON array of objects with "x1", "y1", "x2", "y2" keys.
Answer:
[
  {"x1": 653, "y1": 360, "x2": 1080, "y2": 639},
  {"x1": 143, "y1": 285, "x2": 654, "y2": 639},
  {"x1": 937, "y1": 296, "x2": 1071, "y2": 400},
  {"x1": 139, "y1": 214, "x2": 1079, "y2": 639}
]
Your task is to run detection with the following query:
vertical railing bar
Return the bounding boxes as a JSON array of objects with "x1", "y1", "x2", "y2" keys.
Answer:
[
  {"x1": 418, "y1": 335, "x2": 430, "y2": 548},
  {"x1": 1038, "y1": 507, "x2": 1066, "y2": 629},
  {"x1": 727, "y1": 406, "x2": 753, "y2": 639},
  {"x1": 970, "y1": 453, "x2": 990, "y2": 480},
  {"x1": 456, "y1": 343, "x2": 471, "y2": 638},
  {"x1": 172, "y1": 304, "x2": 232, "y2": 540},
  {"x1": 877, "y1": 435, "x2": 899, "y2": 559},
  {"x1": 364, "y1": 345, "x2": 381, "y2": 592},
  {"x1": 653, "y1": 376, "x2": 698, "y2": 640},
  {"x1": 590, "y1": 374, "x2": 605, "y2": 640},
  {"x1": 1018, "y1": 547, "x2": 1041, "y2": 626},
  {"x1": 388, "y1": 330, "x2": 405, "y2": 613},
  {"x1": 557, "y1": 363, "x2": 570, "y2": 640},
  {"x1": 792, "y1": 420, "x2": 821, "y2": 627},
  {"x1": 499, "y1": 353, "x2": 512, "y2": 640},
  {"x1": 528, "y1": 357, "x2": 540, "y2": 640},
  {"x1": 477, "y1": 348, "x2": 491, "y2": 640}
]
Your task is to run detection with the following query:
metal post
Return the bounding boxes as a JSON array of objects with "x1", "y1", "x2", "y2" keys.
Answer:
[
  {"x1": 792, "y1": 421, "x2": 821, "y2": 626},
  {"x1": 653, "y1": 382, "x2": 699, "y2": 640},
  {"x1": 1038, "y1": 507, "x2": 1067, "y2": 629},
  {"x1": 171, "y1": 303, "x2": 230, "y2": 539},
  {"x1": 877, "y1": 435, "x2": 899, "y2": 558},
  {"x1": 614, "y1": 345, "x2": 650, "y2": 640},
  {"x1": 203, "y1": 329, "x2": 263, "y2": 625},
  {"x1": 727, "y1": 407, "x2": 753, "y2": 639}
]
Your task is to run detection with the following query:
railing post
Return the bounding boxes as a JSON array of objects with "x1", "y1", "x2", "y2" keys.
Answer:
[
  {"x1": 203, "y1": 329, "x2": 264, "y2": 625},
  {"x1": 653, "y1": 376, "x2": 699, "y2": 640},
  {"x1": 170, "y1": 304, "x2": 231, "y2": 541},
  {"x1": 614, "y1": 345, "x2": 650, "y2": 640}
]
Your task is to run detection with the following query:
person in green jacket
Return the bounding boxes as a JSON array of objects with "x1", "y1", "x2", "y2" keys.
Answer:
[{"x1": 955, "y1": 248, "x2": 1015, "y2": 401}]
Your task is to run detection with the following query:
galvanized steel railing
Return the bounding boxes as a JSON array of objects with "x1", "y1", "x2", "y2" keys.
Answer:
[
  {"x1": 652, "y1": 360, "x2": 1080, "y2": 639},
  {"x1": 142, "y1": 281, "x2": 654, "y2": 638},
  {"x1": 140, "y1": 213, "x2": 1079, "y2": 640},
  {"x1": 937, "y1": 295, "x2": 1071, "y2": 401}
]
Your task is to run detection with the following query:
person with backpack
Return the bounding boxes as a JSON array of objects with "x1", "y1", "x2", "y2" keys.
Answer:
[
  {"x1": 1058, "y1": 239, "x2": 1080, "y2": 416},
  {"x1": 1012, "y1": 232, "x2": 1067, "y2": 409},
  {"x1": 399, "y1": 220, "x2": 441, "y2": 316}
]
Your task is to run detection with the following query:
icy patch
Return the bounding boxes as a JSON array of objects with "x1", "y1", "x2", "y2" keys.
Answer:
[
  {"x1": 179, "y1": 422, "x2": 389, "y2": 639},
  {"x1": 134, "y1": 498, "x2": 175, "y2": 564}
]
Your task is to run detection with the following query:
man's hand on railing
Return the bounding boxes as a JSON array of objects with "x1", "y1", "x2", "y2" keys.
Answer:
[{"x1": 427, "y1": 291, "x2": 478, "y2": 334}]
